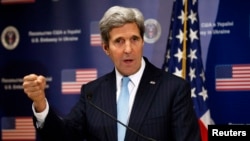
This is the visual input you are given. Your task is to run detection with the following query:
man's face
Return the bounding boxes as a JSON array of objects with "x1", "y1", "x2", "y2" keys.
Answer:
[{"x1": 102, "y1": 22, "x2": 144, "y2": 76}]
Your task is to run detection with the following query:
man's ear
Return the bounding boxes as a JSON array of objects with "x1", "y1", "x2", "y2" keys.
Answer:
[{"x1": 102, "y1": 43, "x2": 109, "y2": 55}]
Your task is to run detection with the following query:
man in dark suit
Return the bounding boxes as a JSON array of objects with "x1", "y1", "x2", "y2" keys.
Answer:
[{"x1": 23, "y1": 5, "x2": 201, "y2": 141}]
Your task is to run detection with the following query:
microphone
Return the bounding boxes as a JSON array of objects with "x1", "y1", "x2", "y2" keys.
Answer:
[{"x1": 86, "y1": 92, "x2": 157, "y2": 141}]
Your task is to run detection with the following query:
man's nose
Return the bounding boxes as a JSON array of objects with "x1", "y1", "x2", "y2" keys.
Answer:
[{"x1": 124, "y1": 40, "x2": 132, "y2": 53}]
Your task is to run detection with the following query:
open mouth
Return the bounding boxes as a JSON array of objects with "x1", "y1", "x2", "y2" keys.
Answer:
[{"x1": 124, "y1": 59, "x2": 133, "y2": 63}]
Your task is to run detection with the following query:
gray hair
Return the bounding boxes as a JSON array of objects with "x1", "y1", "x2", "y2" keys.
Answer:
[{"x1": 99, "y1": 6, "x2": 145, "y2": 45}]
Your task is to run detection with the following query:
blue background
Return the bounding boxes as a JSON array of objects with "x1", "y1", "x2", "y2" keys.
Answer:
[{"x1": 1, "y1": 0, "x2": 250, "y2": 140}]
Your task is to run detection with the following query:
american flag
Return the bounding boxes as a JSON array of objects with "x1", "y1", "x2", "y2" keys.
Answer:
[
  {"x1": 1, "y1": 117, "x2": 35, "y2": 141},
  {"x1": 61, "y1": 68, "x2": 97, "y2": 94},
  {"x1": 161, "y1": 0, "x2": 214, "y2": 141},
  {"x1": 90, "y1": 21, "x2": 102, "y2": 47},
  {"x1": 1, "y1": 0, "x2": 35, "y2": 4},
  {"x1": 215, "y1": 64, "x2": 250, "y2": 91}
]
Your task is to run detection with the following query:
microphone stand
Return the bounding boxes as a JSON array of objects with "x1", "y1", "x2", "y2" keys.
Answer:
[{"x1": 86, "y1": 94, "x2": 157, "y2": 141}]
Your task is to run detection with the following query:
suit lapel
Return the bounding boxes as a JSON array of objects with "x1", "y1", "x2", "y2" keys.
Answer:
[
  {"x1": 126, "y1": 59, "x2": 162, "y2": 140},
  {"x1": 97, "y1": 58, "x2": 162, "y2": 141},
  {"x1": 100, "y1": 72, "x2": 118, "y2": 141}
]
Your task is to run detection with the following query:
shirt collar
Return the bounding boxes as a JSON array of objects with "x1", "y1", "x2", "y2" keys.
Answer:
[{"x1": 115, "y1": 57, "x2": 146, "y2": 86}]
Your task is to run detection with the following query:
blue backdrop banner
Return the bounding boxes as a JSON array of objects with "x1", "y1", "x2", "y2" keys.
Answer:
[{"x1": 1, "y1": 0, "x2": 250, "y2": 140}]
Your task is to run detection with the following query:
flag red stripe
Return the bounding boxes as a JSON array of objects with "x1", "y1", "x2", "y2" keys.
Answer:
[
  {"x1": 91, "y1": 34, "x2": 101, "y2": 46},
  {"x1": 198, "y1": 120, "x2": 208, "y2": 141},
  {"x1": 1, "y1": 0, "x2": 35, "y2": 4},
  {"x1": 2, "y1": 117, "x2": 35, "y2": 140},
  {"x1": 62, "y1": 69, "x2": 97, "y2": 94},
  {"x1": 216, "y1": 65, "x2": 250, "y2": 91}
]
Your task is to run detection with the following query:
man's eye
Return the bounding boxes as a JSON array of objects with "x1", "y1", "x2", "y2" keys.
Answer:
[
  {"x1": 115, "y1": 39, "x2": 121, "y2": 43},
  {"x1": 114, "y1": 39, "x2": 125, "y2": 46},
  {"x1": 115, "y1": 39, "x2": 124, "y2": 44},
  {"x1": 131, "y1": 36, "x2": 140, "y2": 44}
]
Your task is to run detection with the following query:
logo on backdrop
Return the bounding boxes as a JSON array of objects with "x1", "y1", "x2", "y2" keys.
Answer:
[
  {"x1": 144, "y1": 18, "x2": 161, "y2": 44},
  {"x1": 1, "y1": 26, "x2": 20, "y2": 50},
  {"x1": 1, "y1": 117, "x2": 36, "y2": 140},
  {"x1": 215, "y1": 64, "x2": 250, "y2": 91},
  {"x1": 90, "y1": 21, "x2": 101, "y2": 47},
  {"x1": 61, "y1": 68, "x2": 98, "y2": 94}
]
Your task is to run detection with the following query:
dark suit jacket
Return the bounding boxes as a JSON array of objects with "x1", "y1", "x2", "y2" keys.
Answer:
[{"x1": 35, "y1": 57, "x2": 201, "y2": 141}]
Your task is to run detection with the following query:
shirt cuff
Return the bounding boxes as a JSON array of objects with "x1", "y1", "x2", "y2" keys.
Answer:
[{"x1": 32, "y1": 99, "x2": 49, "y2": 128}]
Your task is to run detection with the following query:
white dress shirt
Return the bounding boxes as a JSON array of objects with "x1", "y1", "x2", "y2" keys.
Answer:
[{"x1": 115, "y1": 58, "x2": 145, "y2": 123}]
